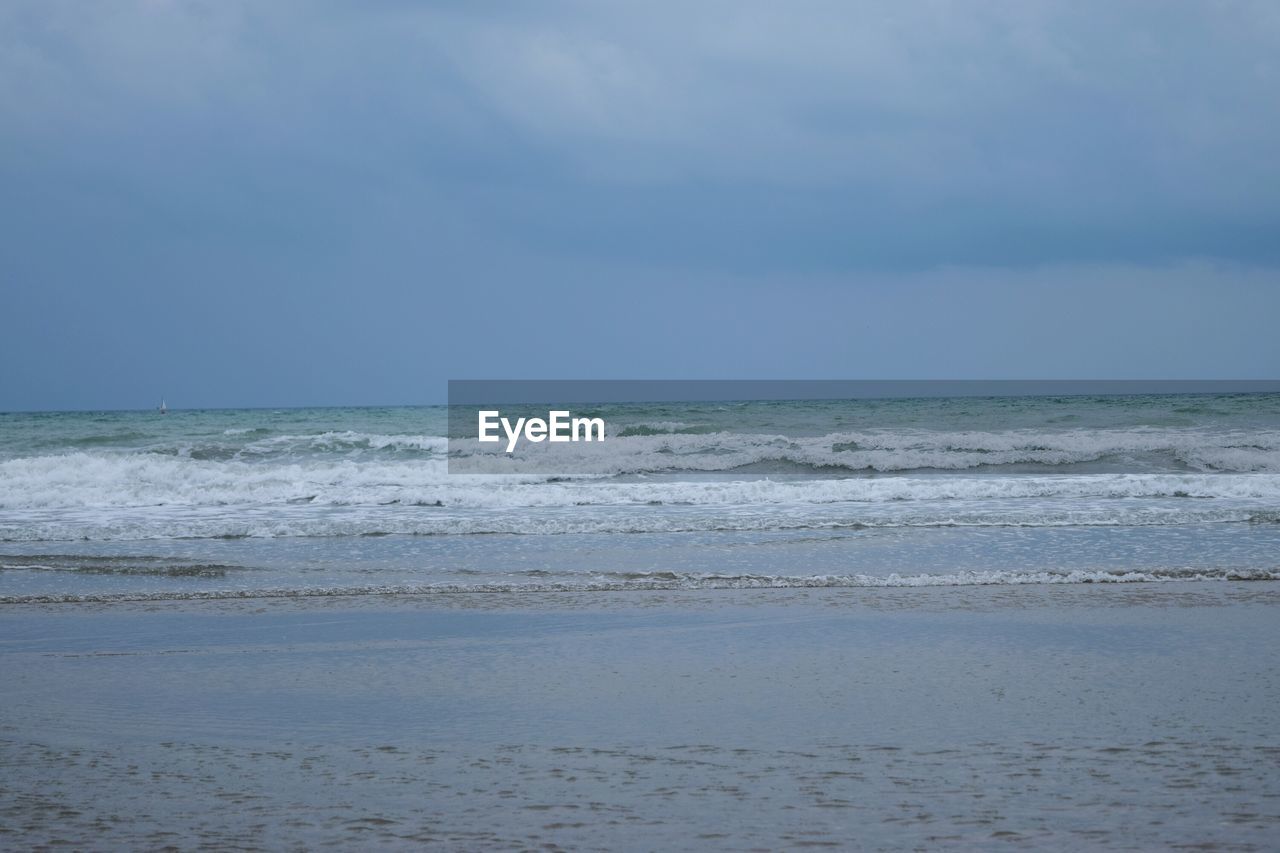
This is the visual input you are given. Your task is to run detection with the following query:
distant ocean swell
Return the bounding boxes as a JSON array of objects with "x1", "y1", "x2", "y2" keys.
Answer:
[
  {"x1": 17, "y1": 426, "x2": 1280, "y2": 469},
  {"x1": 451, "y1": 427, "x2": 1280, "y2": 475}
]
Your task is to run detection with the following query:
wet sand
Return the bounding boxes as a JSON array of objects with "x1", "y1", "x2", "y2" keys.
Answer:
[{"x1": 3, "y1": 584, "x2": 1280, "y2": 849}]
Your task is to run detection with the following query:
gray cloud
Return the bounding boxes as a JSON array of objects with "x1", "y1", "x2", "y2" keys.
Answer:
[
  {"x1": 1, "y1": 2, "x2": 1277, "y2": 408},
  {"x1": 5, "y1": 2, "x2": 1279, "y2": 264}
]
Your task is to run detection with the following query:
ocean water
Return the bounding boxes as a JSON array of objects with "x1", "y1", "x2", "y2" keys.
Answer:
[
  {"x1": 5, "y1": 394, "x2": 1280, "y2": 848},
  {"x1": 2, "y1": 392, "x2": 1280, "y2": 601}
]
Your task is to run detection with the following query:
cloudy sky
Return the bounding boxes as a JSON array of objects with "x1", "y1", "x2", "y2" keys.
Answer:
[{"x1": 2, "y1": 1, "x2": 1278, "y2": 409}]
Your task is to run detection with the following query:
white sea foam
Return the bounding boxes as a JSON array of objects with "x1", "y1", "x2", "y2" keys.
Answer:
[
  {"x1": 236, "y1": 431, "x2": 448, "y2": 456},
  {"x1": 4, "y1": 423, "x2": 1279, "y2": 541},
  {"x1": 3, "y1": 449, "x2": 1280, "y2": 513},
  {"x1": 2, "y1": 448, "x2": 1280, "y2": 514}
]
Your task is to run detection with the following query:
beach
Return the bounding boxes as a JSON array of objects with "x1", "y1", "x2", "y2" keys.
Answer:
[
  {"x1": 3, "y1": 392, "x2": 1280, "y2": 847},
  {"x1": 4, "y1": 582, "x2": 1280, "y2": 849},
  {"x1": 7, "y1": 0, "x2": 1280, "y2": 844}
]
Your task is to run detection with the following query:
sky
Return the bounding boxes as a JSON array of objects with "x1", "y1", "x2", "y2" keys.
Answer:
[{"x1": 2, "y1": 1, "x2": 1278, "y2": 410}]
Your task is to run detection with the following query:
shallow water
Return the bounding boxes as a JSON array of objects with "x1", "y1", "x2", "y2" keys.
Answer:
[
  {"x1": 3, "y1": 585, "x2": 1279, "y2": 849},
  {"x1": 3, "y1": 522, "x2": 1279, "y2": 602}
]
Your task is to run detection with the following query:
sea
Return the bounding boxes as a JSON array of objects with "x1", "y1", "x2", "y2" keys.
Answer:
[{"x1": 3, "y1": 391, "x2": 1279, "y2": 603}]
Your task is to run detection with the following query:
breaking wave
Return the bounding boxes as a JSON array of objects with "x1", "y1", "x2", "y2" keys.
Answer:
[{"x1": 3, "y1": 449, "x2": 1280, "y2": 514}]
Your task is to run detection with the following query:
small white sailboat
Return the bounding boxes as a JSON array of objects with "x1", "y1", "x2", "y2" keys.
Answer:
[{"x1": 159, "y1": 397, "x2": 167, "y2": 415}]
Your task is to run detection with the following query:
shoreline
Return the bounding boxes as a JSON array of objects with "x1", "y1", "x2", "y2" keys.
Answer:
[
  {"x1": 5, "y1": 566, "x2": 1280, "y2": 607},
  {"x1": 4, "y1": 583, "x2": 1280, "y2": 848}
]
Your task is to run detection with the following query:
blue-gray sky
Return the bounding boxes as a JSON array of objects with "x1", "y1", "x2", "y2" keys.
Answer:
[{"x1": 2, "y1": 1, "x2": 1278, "y2": 410}]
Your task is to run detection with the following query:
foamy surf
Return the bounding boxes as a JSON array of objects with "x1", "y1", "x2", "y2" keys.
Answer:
[
  {"x1": 3, "y1": 451, "x2": 1280, "y2": 511},
  {"x1": 2, "y1": 395, "x2": 1278, "y2": 600}
]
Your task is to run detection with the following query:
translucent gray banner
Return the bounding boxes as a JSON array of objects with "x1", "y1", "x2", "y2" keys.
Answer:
[{"x1": 446, "y1": 380, "x2": 1280, "y2": 474}]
